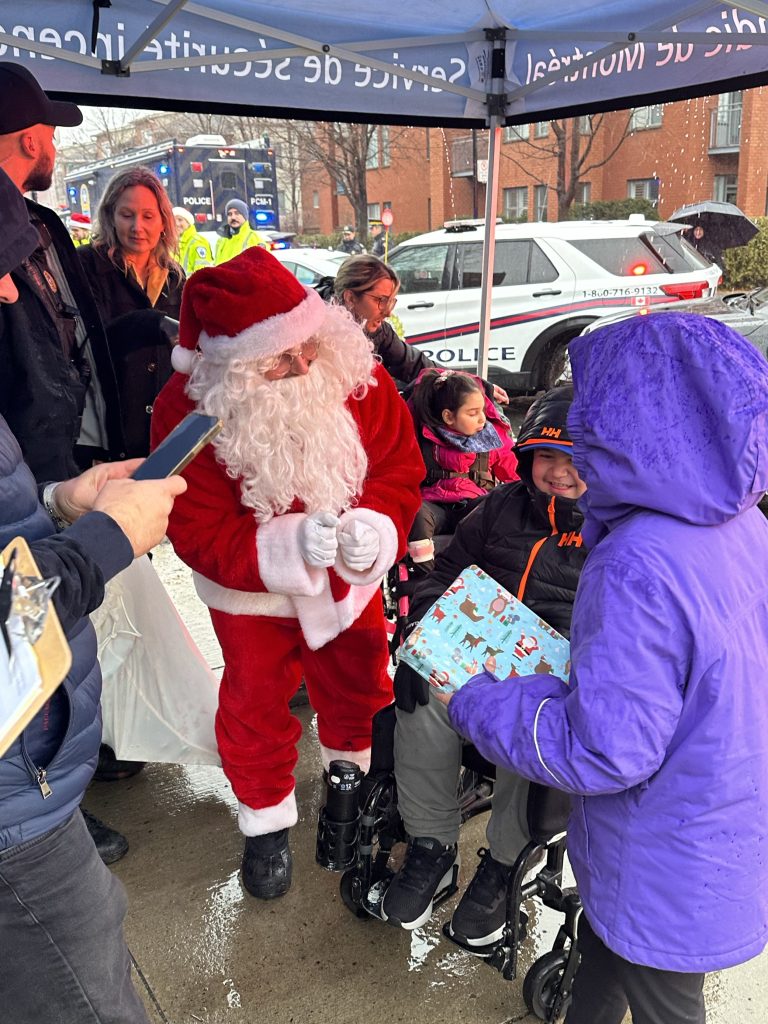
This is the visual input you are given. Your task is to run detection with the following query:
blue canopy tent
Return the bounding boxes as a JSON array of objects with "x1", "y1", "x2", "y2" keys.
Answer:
[{"x1": 4, "y1": 0, "x2": 768, "y2": 373}]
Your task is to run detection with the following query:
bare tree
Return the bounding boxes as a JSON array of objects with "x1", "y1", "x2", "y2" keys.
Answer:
[
  {"x1": 501, "y1": 112, "x2": 635, "y2": 219},
  {"x1": 292, "y1": 122, "x2": 380, "y2": 234}
]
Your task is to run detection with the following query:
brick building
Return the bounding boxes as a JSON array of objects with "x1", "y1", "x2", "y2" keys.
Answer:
[{"x1": 301, "y1": 86, "x2": 768, "y2": 235}]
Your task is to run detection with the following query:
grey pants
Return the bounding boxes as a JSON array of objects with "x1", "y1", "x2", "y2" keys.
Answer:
[
  {"x1": 394, "y1": 692, "x2": 531, "y2": 865},
  {"x1": 0, "y1": 810, "x2": 150, "y2": 1024}
]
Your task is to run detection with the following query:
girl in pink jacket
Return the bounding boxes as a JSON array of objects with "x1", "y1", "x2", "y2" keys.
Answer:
[{"x1": 407, "y1": 369, "x2": 518, "y2": 574}]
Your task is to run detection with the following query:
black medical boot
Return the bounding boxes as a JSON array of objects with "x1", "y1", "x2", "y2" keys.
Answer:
[
  {"x1": 81, "y1": 807, "x2": 129, "y2": 865},
  {"x1": 241, "y1": 828, "x2": 293, "y2": 900}
]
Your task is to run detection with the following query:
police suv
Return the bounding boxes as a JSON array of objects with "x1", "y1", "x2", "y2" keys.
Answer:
[{"x1": 387, "y1": 217, "x2": 721, "y2": 393}]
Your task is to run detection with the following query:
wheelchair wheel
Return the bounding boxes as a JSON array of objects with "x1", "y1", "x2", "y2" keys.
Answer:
[
  {"x1": 522, "y1": 949, "x2": 572, "y2": 1021},
  {"x1": 339, "y1": 869, "x2": 370, "y2": 921}
]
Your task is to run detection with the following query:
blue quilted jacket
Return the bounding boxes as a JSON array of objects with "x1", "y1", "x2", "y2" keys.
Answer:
[{"x1": 0, "y1": 417, "x2": 132, "y2": 850}]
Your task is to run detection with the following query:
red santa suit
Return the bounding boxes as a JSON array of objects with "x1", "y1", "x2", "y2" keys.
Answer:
[{"x1": 151, "y1": 248, "x2": 423, "y2": 837}]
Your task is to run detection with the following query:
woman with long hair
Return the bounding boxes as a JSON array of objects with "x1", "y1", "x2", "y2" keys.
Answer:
[
  {"x1": 78, "y1": 166, "x2": 185, "y2": 457},
  {"x1": 334, "y1": 254, "x2": 507, "y2": 404}
]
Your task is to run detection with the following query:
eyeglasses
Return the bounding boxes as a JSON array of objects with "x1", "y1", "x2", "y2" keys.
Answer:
[
  {"x1": 261, "y1": 339, "x2": 321, "y2": 378},
  {"x1": 359, "y1": 289, "x2": 398, "y2": 312}
]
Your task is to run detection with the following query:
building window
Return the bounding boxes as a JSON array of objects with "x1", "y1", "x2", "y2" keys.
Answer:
[
  {"x1": 312, "y1": 190, "x2": 320, "y2": 209},
  {"x1": 534, "y1": 122, "x2": 548, "y2": 139},
  {"x1": 366, "y1": 130, "x2": 380, "y2": 169},
  {"x1": 534, "y1": 184, "x2": 548, "y2": 222},
  {"x1": 713, "y1": 175, "x2": 738, "y2": 205},
  {"x1": 425, "y1": 128, "x2": 430, "y2": 161},
  {"x1": 630, "y1": 105, "x2": 663, "y2": 130},
  {"x1": 381, "y1": 126, "x2": 390, "y2": 167},
  {"x1": 711, "y1": 92, "x2": 743, "y2": 150},
  {"x1": 576, "y1": 181, "x2": 592, "y2": 204},
  {"x1": 367, "y1": 202, "x2": 381, "y2": 220},
  {"x1": 503, "y1": 186, "x2": 528, "y2": 221},
  {"x1": 627, "y1": 178, "x2": 660, "y2": 202},
  {"x1": 578, "y1": 116, "x2": 592, "y2": 135},
  {"x1": 504, "y1": 124, "x2": 530, "y2": 142}
]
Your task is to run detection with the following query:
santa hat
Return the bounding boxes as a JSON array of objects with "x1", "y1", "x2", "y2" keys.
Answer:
[
  {"x1": 171, "y1": 246, "x2": 326, "y2": 374},
  {"x1": 67, "y1": 211, "x2": 91, "y2": 231}
]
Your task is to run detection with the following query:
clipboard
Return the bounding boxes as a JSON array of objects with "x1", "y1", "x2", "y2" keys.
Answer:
[{"x1": 0, "y1": 537, "x2": 72, "y2": 758}]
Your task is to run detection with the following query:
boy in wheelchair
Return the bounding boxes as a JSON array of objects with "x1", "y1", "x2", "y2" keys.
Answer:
[{"x1": 382, "y1": 385, "x2": 587, "y2": 943}]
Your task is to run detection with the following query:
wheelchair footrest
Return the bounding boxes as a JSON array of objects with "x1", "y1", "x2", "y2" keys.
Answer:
[{"x1": 316, "y1": 809, "x2": 361, "y2": 872}]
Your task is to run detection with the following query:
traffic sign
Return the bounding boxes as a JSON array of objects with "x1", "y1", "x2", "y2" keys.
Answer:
[{"x1": 381, "y1": 208, "x2": 394, "y2": 227}]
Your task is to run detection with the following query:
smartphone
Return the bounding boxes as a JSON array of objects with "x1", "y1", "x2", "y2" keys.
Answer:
[{"x1": 132, "y1": 413, "x2": 222, "y2": 481}]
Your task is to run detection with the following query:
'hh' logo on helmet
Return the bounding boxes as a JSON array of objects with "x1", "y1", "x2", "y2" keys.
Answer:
[{"x1": 541, "y1": 427, "x2": 561, "y2": 438}]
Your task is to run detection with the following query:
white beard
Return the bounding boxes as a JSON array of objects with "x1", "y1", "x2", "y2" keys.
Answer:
[{"x1": 185, "y1": 305, "x2": 376, "y2": 523}]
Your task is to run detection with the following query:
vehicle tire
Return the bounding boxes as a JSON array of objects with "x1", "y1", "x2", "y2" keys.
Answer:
[
  {"x1": 522, "y1": 949, "x2": 572, "y2": 1021},
  {"x1": 340, "y1": 869, "x2": 369, "y2": 920},
  {"x1": 536, "y1": 336, "x2": 573, "y2": 391}
]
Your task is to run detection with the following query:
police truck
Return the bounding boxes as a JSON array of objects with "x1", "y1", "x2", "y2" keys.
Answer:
[{"x1": 64, "y1": 135, "x2": 279, "y2": 235}]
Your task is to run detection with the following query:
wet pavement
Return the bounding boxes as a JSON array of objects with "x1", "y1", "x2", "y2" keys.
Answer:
[{"x1": 82, "y1": 541, "x2": 768, "y2": 1024}]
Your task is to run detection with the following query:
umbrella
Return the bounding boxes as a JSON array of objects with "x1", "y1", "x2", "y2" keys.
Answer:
[{"x1": 668, "y1": 201, "x2": 759, "y2": 253}]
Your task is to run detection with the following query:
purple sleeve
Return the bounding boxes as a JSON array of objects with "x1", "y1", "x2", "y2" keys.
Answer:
[{"x1": 448, "y1": 558, "x2": 688, "y2": 796}]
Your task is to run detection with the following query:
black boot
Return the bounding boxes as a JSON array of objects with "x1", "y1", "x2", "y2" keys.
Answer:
[
  {"x1": 241, "y1": 828, "x2": 293, "y2": 899},
  {"x1": 81, "y1": 807, "x2": 129, "y2": 865},
  {"x1": 92, "y1": 744, "x2": 146, "y2": 782}
]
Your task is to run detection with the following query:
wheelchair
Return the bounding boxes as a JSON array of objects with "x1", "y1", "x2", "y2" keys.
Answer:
[{"x1": 316, "y1": 703, "x2": 582, "y2": 1023}]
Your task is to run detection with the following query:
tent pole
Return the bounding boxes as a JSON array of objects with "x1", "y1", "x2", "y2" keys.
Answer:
[{"x1": 477, "y1": 31, "x2": 506, "y2": 382}]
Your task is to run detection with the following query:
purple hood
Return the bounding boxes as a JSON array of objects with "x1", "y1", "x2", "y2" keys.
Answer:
[{"x1": 568, "y1": 312, "x2": 768, "y2": 546}]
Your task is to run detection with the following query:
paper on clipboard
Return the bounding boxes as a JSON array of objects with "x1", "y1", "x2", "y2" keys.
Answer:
[{"x1": 0, "y1": 537, "x2": 71, "y2": 759}]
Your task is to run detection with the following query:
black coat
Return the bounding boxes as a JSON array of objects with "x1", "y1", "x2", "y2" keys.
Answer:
[
  {"x1": 369, "y1": 320, "x2": 438, "y2": 386},
  {"x1": 0, "y1": 201, "x2": 125, "y2": 482},
  {"x1": 409, "y1": 386, "x2": 585, "y2": 636},
  {"x1": 409, "y1": 481, "x2": 585, "y2": 638},
  {"x1": 77, "y1": 246, "x2": 185, "y2": 457}
]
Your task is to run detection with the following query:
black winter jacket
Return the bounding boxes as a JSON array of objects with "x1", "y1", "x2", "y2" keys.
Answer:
[
  {"x1": 77, "y1": 245, "x2": 184, "y2": 456},
  {"x1": 369, "y1": 320, "x2": 438, "y2": 386},
  {"x1": 0, "y1": 202, "x2": 125, "y2": 482},
  {"x1": 409, "y1": 385, "x2": 585, "y2": 637}
]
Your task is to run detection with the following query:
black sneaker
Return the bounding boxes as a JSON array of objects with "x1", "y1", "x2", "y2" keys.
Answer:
[
  {"x1": 449, "y1": 847, "x2": 512, "y2": 947},
  {"x1": 380, "y1": 836, "x2": 459, "y2": 930},
  {"x1": 81, "y1": 807, "x2": 129, "y2": 865},
  {"x1": 241, "y1": 828, "x2": 292, "y2": 900}
]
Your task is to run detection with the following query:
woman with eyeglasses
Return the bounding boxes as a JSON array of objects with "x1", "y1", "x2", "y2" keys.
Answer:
[{"x1": 334, "y1": 255, "x2": 508, "y2": 405}]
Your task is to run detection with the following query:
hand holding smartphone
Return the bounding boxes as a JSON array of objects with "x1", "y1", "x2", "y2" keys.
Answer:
[{"x1": 132, "y1": 413, "x2": 222, "y2": 481}]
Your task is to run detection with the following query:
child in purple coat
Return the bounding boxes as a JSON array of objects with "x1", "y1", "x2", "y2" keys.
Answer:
[
  {"x1": 445, "y1": 313, "x2": 768, "y2": 1024},
  {"x1": 407, "y1": 369, "x2": 518, "y2": 574}
]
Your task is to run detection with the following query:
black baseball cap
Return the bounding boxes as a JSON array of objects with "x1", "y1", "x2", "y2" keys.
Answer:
[
  {"x1": 0, "y1": 62, "x2": 82, "y2": 134},
  {"x1": 0, "y1": 167, "x2": 39, "y2": 278}
]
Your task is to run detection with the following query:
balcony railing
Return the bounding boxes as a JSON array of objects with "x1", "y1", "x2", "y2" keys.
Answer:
[{"x1": 709, "y1": 106, "x2": 742, "y2": 153}]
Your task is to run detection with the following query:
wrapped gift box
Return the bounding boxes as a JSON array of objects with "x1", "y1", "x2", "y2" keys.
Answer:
[{"x1": 398, "y1": 564, "x2": 570, "y2": 693}]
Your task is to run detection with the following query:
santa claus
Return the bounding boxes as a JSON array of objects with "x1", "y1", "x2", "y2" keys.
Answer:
[{"x1": 151, "y1": 247, "x2": 423, "y2": 900}]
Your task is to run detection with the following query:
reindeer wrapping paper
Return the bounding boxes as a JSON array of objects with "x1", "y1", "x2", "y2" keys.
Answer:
[{"x1": 398, "y1": 565, "x2": 570, "y2": 693}]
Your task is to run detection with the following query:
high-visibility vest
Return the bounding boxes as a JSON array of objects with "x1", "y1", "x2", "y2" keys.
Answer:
[
  {"x1": 177, "y1": 225, "x2": 213, "y2": 275},
  {"x1": 214, "y1": 224, "x2": 270, "y2": 266}
]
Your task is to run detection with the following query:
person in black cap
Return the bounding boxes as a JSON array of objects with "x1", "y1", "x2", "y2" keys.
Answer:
[
  {"x1": 0, "y1": 61, "x2": 125, "y2": 480},
  {"x1": 369, "y1": 220, "x2": 386, "y2": 258},
  {"x1": 0, "y1": 61, "x2": 132, "y2": 857},
  {"x1": 340, "y1": 224, "x2": 365, "y2": 255},
  {"x1": 0, "y1": 164, "x2": 187, "y2": 1024}
]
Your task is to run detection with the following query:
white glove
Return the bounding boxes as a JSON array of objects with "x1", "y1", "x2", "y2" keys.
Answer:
[
  {"x1": 298, "y1": 511, "x2": 340, "y2": 568},
  {"x1": 337, "y1": 519, "x2": 380, "y2": 572}
]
